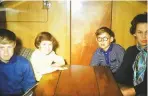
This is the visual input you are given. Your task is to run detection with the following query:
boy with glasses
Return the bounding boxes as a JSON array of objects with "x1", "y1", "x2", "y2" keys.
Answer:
[{"x1": 90, "y1": 27, "x2": 125, "y2": 73}]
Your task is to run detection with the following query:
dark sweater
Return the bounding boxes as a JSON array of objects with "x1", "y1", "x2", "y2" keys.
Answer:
[{"x1": 114, "y1": 45, "x2": 147, "y2": 95}]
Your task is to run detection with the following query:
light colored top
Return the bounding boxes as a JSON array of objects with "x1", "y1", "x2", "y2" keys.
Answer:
[{"x1": 30, "y1": 49, "x2": 65, "y2": 81}]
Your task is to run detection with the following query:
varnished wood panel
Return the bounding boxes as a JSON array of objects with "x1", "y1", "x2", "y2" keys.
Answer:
[
  {"x1": 94, "y1": 66, "x2": 123, "y2": 96},
  {"x1": 112, "y1": 1, "x2": 147, "y2": 49},
  {"x1": 55, "y1": 65, "x2": 99, "y2": 96},
  {"x1": 3, "y1": 1, "x2": 47, "y2": 22},
  {"x1": 71, "y1": 1, "x2": 112, "y2": 65},
  {"x1": 4, "y1": 1, "x2": 70, "y2": 64},
  {"x1": 34, "y1": 71, "x2": 61, "y2": 96},
  {"x1": 2, "y1": 1, "x2": 146, "y2": 65},
  {"x1": 34, "y1": 65, "x2": 122, "y2": 96}
]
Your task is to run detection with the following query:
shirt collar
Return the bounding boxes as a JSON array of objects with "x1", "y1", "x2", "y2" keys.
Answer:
[
  {"x1": 100, "y1": 43, "x2": 113, "y2": 53},
  {"x1": 0, "y1": 55, "x2": 17, "y2": 64}
]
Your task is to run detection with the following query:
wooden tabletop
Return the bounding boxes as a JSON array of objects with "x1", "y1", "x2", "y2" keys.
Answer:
[{"x1": 34, "y1": 65, "x2": 123, "y2": 96}]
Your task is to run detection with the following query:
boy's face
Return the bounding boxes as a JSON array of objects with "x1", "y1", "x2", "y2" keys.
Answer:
[
  {"x1": 0, "y1": 42, "x2": 15, "y2": 63},
  {"x1": 96, "y1": 32, "x2": 113, "y2": 51},
  {"x1": 39, "y1": 40, "x2": 53, "y2": 55},
  {"x1": 133, "y1": 23, "x2": 147, "y2": 48}
]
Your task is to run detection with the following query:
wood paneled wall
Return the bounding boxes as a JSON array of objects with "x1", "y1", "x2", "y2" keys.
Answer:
[
  {"x1": 71, "y1": 1, "x2": 146, "y2": 65},
  {"x1": 3, "y1": 1, "x2": 70, "y2": 64},
  {"x1": 1, "y1": 1, "x2": 147, "y2": 65},
  {"x1": 112, "y1": 1, "x2": 147, "y2": 49},
  {"x1": 71, "y1": 1, "x2": 112, "y2": 65}
]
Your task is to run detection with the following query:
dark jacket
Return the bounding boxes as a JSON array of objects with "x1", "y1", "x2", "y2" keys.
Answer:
[{"x1": 114, "y1": 45, "x2": 147, "y2": 95}]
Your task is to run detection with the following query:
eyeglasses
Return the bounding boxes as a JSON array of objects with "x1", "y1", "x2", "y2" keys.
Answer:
[{"x1": 97, "y1": 37, "x2": 109, "y2": 42}]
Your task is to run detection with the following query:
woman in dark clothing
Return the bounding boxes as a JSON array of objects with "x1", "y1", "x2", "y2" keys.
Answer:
[{"x1": 114, "y1": 12, "x2": 147, "y2": 96}]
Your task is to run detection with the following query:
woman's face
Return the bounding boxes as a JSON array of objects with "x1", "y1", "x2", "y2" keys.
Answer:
[
  {"x1": 39, "y1": 40, "x2": 53, "y2": 55},
  {"x1": 134, "y1": 23, "x2": 147, "y2": 48},
  {"x1": 96, "y1": 32, "x2": 113, "y2": 51}
]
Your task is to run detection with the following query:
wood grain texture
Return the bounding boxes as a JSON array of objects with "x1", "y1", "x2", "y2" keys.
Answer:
[
  {"x1": 55, "y1": 65, "x2": 99, "y2": 96},
  {"x1": 112, "y1": 1, "x2": 147, "y2": 49},
  {"x1": 71, "y1": 1, "x2": 112, "y2": 65},
  {"x1": 34, "y1": 71, "x2": 61, "y2": 96},
  {"x1": 94, "y1": 66, "x2": 123, "y2": 96},
  {"x1": 34, "y1": 65, "x2": 122, "y2": 96},
  {"x1": 4, "y1": 1, "x2": 70, "y2": 64}
]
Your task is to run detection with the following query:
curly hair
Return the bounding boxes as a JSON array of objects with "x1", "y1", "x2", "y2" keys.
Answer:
[{"x1": 130, "y1": 12, "x2": 147, "y2": 35}]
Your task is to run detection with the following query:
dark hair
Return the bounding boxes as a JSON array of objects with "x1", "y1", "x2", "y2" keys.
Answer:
[
  {"x1": 34, "y1": 32, "x2": 58, "y2": 50},
  {"x1": 130, "y1": 12, "x2": 147, "y2": 35},
  {"x1": 95, "y1": 27, "x2": 115, "y2": 43},
  {"x1": 0, "y1": 28, "x2": 16, "y2": 44}
]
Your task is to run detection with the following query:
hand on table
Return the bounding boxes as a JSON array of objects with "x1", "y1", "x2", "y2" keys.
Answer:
[
  {"x1": 120, "y1": 86, "x2": 136, "y2": 96},
  {"x1": 57, "y1": 67, "x2": 68, "y2": 70}
]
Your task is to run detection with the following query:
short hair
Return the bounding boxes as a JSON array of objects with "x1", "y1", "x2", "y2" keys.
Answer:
[
  {"x1": 95, "y1": 27, "x2": 115, "y2": 42},
  {"x1": 34, "y1": 32, "x2": 58, "y2": 50},
  {"x1": 0, "y1": 28, "x2": 16, "y2": 44},
  {"x1": 130, "y1": 12, "x2": 147, "y2": 35}
]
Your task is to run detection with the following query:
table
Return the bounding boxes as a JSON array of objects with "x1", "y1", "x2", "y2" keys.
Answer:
[{"x1": 34, "y1": 65, "x2": 123, "y2": 96}]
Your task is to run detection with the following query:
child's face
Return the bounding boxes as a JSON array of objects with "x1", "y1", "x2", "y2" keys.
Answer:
[
  {"x1": 39, "y1": 40, "x2": 53, "y2": 55},
  {"x1": 96, "y1": 32, "x2": 113, "y2": 51},
  {"x1": 0, "y1": 42, "x2": 15, "y2": 63}
]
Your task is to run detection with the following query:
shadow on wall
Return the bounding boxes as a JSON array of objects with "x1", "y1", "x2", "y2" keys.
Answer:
[
  {"x1": 0, "y1": 3, "x2": 7, "y2": 28},
  {"x1": 15, "y1": 37, "x2": 34, "y2": 61},
  {"x1": 15, "y1": 37, "x2": 23, "y2": 55}
]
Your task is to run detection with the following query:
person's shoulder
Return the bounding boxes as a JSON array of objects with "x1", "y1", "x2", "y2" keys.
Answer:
[
  {"x1": 14, "y1": 56, "x2": 33, "y2": 72},
  {"x1": 50, "y1": 51, "x2": 56, "y2": 55},
  {"x1": 112, "y1": 43, "x2": 125, "y2": 50},
  {"x1": 16, "y1": 55, "x2": 30, "y2": 65},
  {"x1": 112, "y1": 43, "x2": 122, "y2": 47},
  {"x1": 127, "y1": 45, "x2": 136, "y2": 49},
  {"x1": 95, "y1": 48, "x2": 101, "y2": 52},
  {"x1": 126, "y1": 45, "x2": 137, "y2": 51},
  {"x1": 125, "y1": 45, "x2": 139, "y2": 55},
  {"x1": 32, "y1": 49, "x2": 39, "y2": 54},
  {"x1": 93, "y1": 48, "x2": 102, "y2": 55},
  {"x1": 31, "y1": 49, "x2": 40, "y2": 57},
  {"x1": 16, "y1": 55, "x2": 28, "y2": 61},
  {"x1": 51, "y1": 51, "x2": 63, "y2": 58}
]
